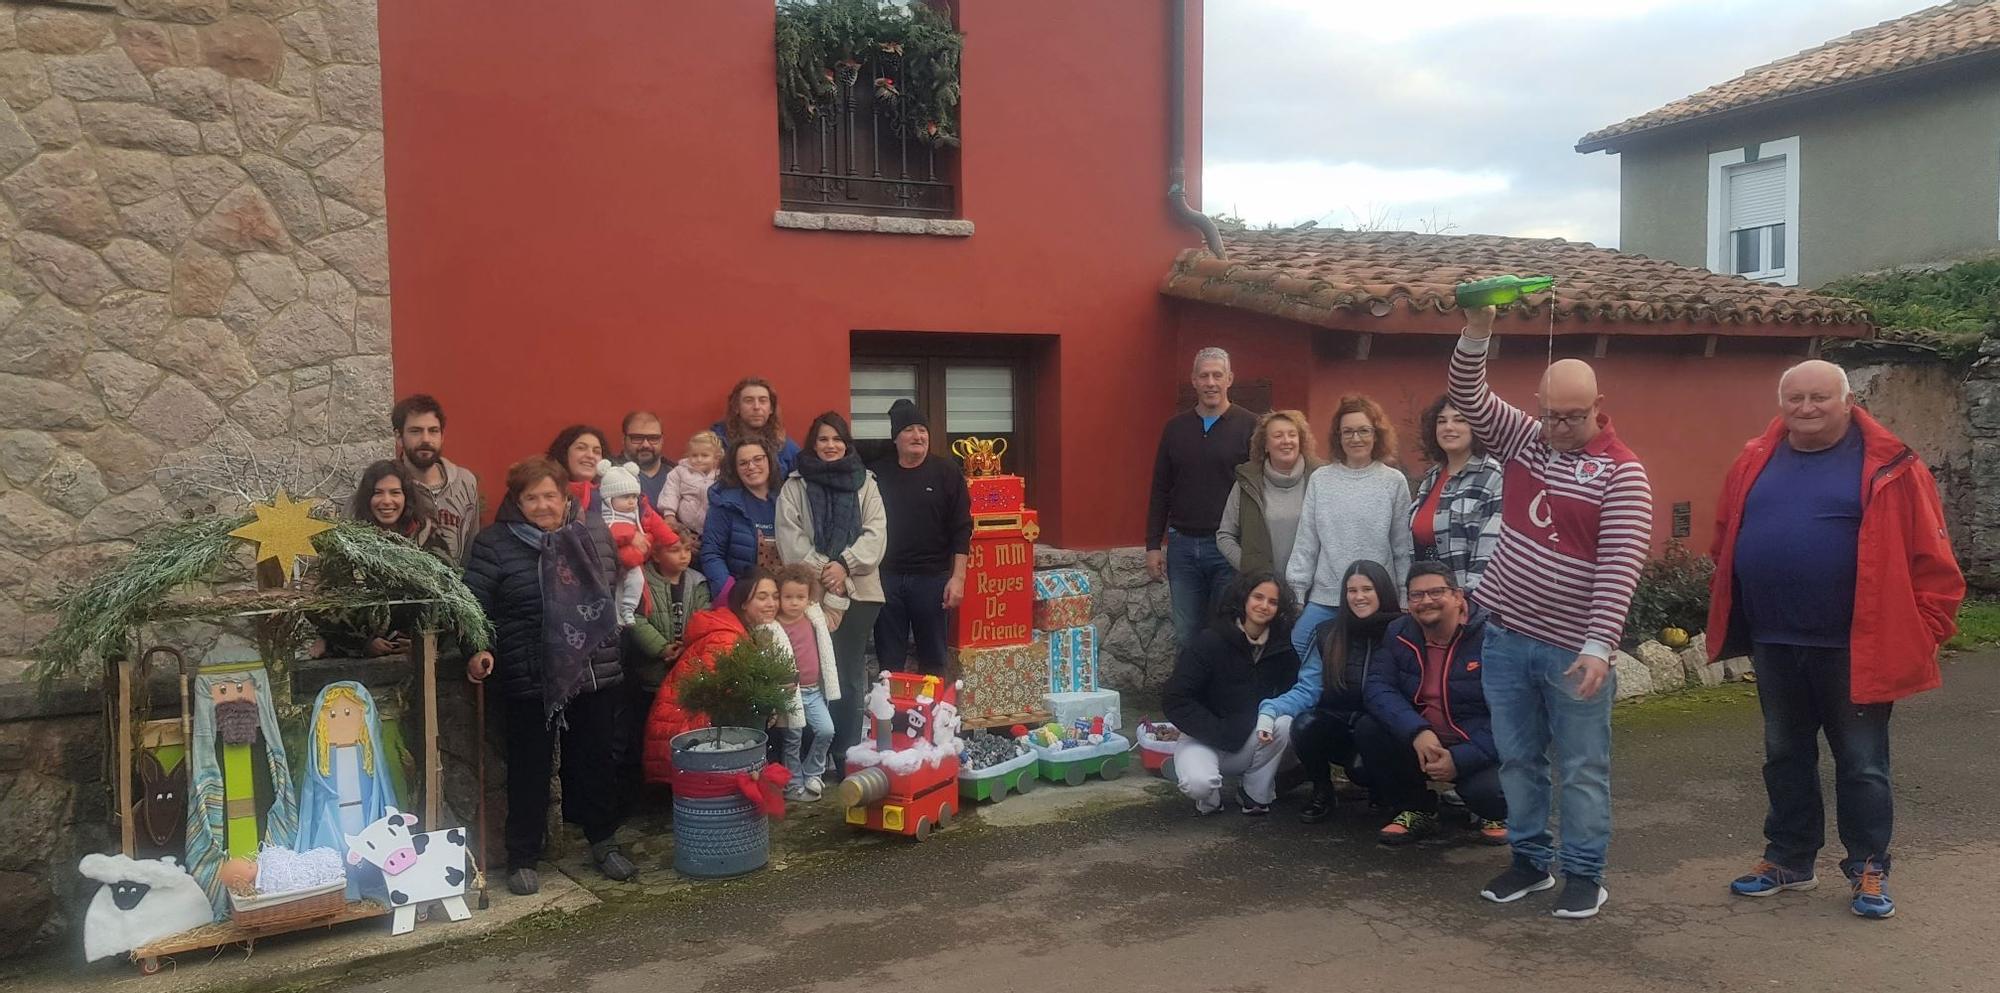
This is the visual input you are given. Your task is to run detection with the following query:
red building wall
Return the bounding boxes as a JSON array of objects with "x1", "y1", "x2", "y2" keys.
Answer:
[
  {"x1": 1173, "y1": 304, "x2": 1808, "y2": 556},
  {"x1": 378, "y1": 2, "x2": 1204, "y2": 548}
]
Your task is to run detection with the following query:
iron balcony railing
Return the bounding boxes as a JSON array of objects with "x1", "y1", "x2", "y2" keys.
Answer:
[{"x1": 780, "y1": 54, "x2": 956, "y2": 218}]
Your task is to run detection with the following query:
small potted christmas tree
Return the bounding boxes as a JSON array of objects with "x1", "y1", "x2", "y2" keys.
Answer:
[{"x1": 667, "y1": 633, "x2": 797, "y2": 878}]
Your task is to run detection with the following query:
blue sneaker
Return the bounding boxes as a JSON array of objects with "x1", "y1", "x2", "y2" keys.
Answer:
[
  {"x1": 1730, "y1": 860, "x2": 1818, "y2": 897},
  {"x1": 1850, "y1": 865, "x2": 1894, "y2": 919}
]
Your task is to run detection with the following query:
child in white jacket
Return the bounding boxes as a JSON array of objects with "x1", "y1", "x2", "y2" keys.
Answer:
[{"x1": 767, "y1": 565, "x2": 842, "y2": 801}]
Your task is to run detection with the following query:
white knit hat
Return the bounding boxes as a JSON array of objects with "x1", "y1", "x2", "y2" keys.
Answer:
[{"x1": 597, "y1": 461, "x2": 642, "y2": 500}]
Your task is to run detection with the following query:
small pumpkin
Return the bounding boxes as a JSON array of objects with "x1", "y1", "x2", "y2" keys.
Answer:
[{"x1": 1660, "y1": 626, "x2": 1691, "y2": 649}]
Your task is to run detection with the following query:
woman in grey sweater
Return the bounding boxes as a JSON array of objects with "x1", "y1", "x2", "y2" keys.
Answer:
[
  {"x1": 1283, "y1": 394, "x2": 1413, "y2": 664},
  {"x1": 1218, "y1": 410, "x2": 1324, "y2": 577}
]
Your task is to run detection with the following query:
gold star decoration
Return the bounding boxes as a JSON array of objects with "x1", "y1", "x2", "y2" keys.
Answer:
[{"x1": 229, "y1": 490, "x2": 333, "y2": 581}]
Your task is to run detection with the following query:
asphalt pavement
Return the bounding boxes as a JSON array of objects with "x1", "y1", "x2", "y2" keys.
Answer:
[{"x1": 270, "y1": 653, "x2": 2000, "y2": 993}]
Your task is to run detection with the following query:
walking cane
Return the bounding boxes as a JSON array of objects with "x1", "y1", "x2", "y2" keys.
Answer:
[{"x1": 476, "y1": 678, "x2": 490, "y2": 910}]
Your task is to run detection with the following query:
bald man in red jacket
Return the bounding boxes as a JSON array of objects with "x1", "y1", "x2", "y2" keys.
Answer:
[{"x1": 1706, "y1": 359, "x2": 1964, "y2": 921}]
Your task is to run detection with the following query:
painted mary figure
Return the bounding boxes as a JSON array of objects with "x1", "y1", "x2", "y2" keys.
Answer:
[{"x1": 296, "y1": 681, "x2": 399, "y2": 900}]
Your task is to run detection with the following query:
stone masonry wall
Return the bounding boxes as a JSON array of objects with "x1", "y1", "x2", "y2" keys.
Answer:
[
  {"x1": 0, "y1": 0, "x2": 390, "y2": 671},
  {"x1": 1843, "y1": 348, "x2": 1998, "y2": 590},
  {"x1": 1034, "y1": 545, "x2": 1180, "y2": 694}
]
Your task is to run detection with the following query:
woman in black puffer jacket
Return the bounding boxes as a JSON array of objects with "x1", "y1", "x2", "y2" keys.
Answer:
[
  {"x1": 1161, "y1": 570, "x2": 1302, "y2": 816},
  {"x1": 464, "y1": 457, "x2": 632, "y2": 895},
  {"x1": 1290, "y1": 559, "x2": 1403, "y2": 824}
]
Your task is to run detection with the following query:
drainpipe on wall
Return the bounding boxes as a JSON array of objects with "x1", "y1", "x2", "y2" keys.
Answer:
[{"x1": 1168, "y1": 0, "x2": 1226, "y2": 259}]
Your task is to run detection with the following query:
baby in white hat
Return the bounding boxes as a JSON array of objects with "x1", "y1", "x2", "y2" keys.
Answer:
[{"x1": 598, "y1": 461, "x2": 648, "y2": 625}]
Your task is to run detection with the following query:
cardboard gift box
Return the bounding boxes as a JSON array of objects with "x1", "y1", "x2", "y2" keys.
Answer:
[
  {"x1": 967, "y1": 475, "x2": 1026, "y2": 516},
  {"x1": 1032, "y1": 568, "x2": 1093, "y2": 601},
  {"x1": 953, "y1": 533, "x2": 1034, "y2": 649},
  {"x1": 1033, "y1": 594, "x2": 1092, "y2": 633},
  {"x1": 955, "y1": 640, "x2": 1050, "y2": 727},
  {"x1": 1043, "y1": 688, "x2": 1121, "y2": 733},
  {"x1": 1035, "y1": 625, "x2": 1097, "y2": 692}
]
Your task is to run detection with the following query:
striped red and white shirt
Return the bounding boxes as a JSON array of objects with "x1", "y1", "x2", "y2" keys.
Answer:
[{"x1": 1448, "y1": 336, "x2": 1654, "y2": 660}]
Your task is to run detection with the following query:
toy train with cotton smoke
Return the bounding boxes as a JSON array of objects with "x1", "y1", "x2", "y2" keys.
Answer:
[{"x1": 840, "y1": 672, "x2": 963, "y2": 840}]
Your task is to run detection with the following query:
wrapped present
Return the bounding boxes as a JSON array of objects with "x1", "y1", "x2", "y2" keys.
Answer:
[
  {"x1": 967, "y1": 475, "x2": 1025, "y2": 516},
  {"x1": 1032, "y1": 568, "x2": 1093, "y2": 601},
  {"x1": 1035, "y1": 626, "x2": 1097, "y2": 692},
  {"x1": 1033, "y1": 594, "x2": 1092, "y2": 632},
  {"x1": 954, "y1": 534, "x2": 1034, "y2": 649},
  {"x1": 1043, "y1": 688, "x2": 1121, "y2": 733},
  {"x1": 956, "y1": 640, "x2": 1050, "y2": 727}
]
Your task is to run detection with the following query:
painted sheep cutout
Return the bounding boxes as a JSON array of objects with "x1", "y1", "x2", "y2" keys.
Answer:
[{"x1": 342, "y1": 807, "x2": 472, "y2": 936}]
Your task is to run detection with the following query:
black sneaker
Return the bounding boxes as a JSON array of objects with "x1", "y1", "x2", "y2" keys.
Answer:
[
  {"x1": 1298, "y1": 784, "x2": 1337, "y2": 824},
  {"x1": 1552, "y1": 873, "x2": 1608, "y2": 919},
  {"x1": 1239, "y1": 789, "x2": 1271, "y2": 816},
  {"x1": 1479, "y1": 860, "x2": 1556, "y2": 904},
  {"x1": 507, "y1": 867, "x2": 540, "y2": 896}
]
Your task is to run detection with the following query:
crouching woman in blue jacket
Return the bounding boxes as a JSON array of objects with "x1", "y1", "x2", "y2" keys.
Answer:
[
  {"x1": 1161, "y1": 571, "x2": 1302, "y2": 816},
  {"x1": 1357, "y1": 562, "x2": 1508, "y2": 847}
]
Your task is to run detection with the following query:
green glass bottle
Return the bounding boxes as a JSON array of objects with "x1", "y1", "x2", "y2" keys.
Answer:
[{"x1": 1454, "y1": 274, "x2": 1556, "y2": 309}]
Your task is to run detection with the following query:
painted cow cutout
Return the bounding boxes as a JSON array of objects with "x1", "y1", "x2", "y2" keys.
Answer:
[{"x1": 342, "y1": 807, "x2": 472, "y2": 936}]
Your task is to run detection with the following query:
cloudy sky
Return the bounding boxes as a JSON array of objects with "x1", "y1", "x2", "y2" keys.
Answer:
[{"x1": 1203, "y1": 0, "x2": 1925, "y2": 247}]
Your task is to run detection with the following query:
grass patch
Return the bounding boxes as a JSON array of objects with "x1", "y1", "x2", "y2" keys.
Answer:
[
  {"x1": 1948, "y1": 599, "x2": 2000, "y2": 652},
  {"x1": 1613, "y1": 683, "x2": 1760, "y2": 731}
]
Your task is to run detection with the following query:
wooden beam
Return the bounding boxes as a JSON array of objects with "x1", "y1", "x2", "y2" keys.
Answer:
[
  {"x1": 118, "y1": 658, "x2": 134, "y2": 858},
  {"x1": 1703, "y1": 334, "x2": 1718, "y2": 358},
  {"x1": 1592, "y1": 335, "x2": 1608, "y2": 358},
  {"x1": 1353, "y1": 333, "x2": 1372, "y2": 361},
  {"x1": 422, "y1": 629, "x2": 441, "y2": 826}
]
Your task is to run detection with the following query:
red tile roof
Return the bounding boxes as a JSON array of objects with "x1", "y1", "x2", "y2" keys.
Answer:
[
  {"x1": 1579, "y1": 1, "x2": 2000, "y2": 151},
  {"x1": 1160, "y1": 230, "x2": 1871, "y2": 334}
]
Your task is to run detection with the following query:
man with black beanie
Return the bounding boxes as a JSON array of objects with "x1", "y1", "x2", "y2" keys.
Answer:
[{"x1": 870, "y1": 399, "x2": 973, "y2": 676}]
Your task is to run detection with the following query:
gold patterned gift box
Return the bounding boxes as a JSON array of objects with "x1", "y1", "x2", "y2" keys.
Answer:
[{"x1": 954, "y1": 639, "x2": 1050, "y2": 727}]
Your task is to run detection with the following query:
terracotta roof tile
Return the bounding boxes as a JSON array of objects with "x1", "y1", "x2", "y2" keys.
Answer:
[
  {"x1": 1579, "y1": 1, "x2": 2000, "y2": 150},
  {"x1": 1161, "y1": 230, "x2": 1871, "y2": 334}
]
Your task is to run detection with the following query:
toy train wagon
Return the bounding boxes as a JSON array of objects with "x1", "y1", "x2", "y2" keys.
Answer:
[
  {"x1": 1031, "y1": 732, "x2": 1134, "y2": 786},
  {"x1": 959, "y1": 748, "x2": 1039, "y2": 803}
]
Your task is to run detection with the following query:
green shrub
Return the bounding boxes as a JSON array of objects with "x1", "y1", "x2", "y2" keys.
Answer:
[
  {"x1": 676, "y1": 631, "x2": 797, "y2": 732},
  {"x1": 1823, "y1": 257, "x2": 2000, "y2": 362},
  {"x1": 1623, "y1": 541, "x2": 1715, "y2": 652}
]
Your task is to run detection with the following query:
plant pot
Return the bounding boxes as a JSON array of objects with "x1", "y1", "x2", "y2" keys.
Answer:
[{"x1": 669, "y1": 727, "x2": 772, "y2": 879}]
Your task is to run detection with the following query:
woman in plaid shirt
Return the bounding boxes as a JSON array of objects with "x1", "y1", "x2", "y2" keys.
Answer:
[{"x1": 1410, "y1": 395, "x2": 1504, "y2": 592}]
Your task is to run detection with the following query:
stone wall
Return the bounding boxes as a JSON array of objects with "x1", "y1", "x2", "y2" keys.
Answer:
[
  {"x1": 0, "y1": 0, "x2": 391, "y2": 668},
  {"x1": 1841, "y1": 345, "x2": 1999, "y2": 590}
]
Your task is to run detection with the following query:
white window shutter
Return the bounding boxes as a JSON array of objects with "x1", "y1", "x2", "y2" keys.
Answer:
[
  {"x1": 944, "y1": 366, "x2": 1013, "y2": 434},
  {"x1": 850, "y1": 366, "x2": 918, "y2": 440},
  {"x1": 1727, "y1": 159, "x2": 1787, "y2": 231}
]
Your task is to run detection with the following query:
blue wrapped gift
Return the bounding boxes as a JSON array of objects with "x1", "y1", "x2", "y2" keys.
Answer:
[
  {"x1": 1035, "y1": 625, "x2": 1097, "y2": 693},
  {"x1": 1032, "y1": 568, "x2": 1093, "y2": 601}
]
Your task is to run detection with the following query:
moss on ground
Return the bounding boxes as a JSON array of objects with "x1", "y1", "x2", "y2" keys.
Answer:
[{"x1": 1948, "y1": 600, "x2": 2000, "y2": 653}]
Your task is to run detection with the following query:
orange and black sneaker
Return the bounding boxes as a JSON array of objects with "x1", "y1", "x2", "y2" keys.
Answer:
[
  {"x1": 1377, "y1": 809, "x2": 1438, "y2": 846},
  {"x1": 1478, "y1": 819, "x2": 1509, "y2": 845}
]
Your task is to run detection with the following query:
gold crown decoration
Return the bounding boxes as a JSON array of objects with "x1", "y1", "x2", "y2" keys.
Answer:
[{"x1": 950, "y1": 436, "x2": 1008, "y2": 477}]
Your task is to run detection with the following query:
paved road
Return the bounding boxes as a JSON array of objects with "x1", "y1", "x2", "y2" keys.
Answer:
[{"x1": 313, "y1": 656, "x2": 2000, "y2": 993}]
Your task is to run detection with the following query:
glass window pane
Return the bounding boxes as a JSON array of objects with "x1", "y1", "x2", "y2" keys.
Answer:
[
  {"x1": 1733, "y1": 228, "x2": 1760, "y2": 274},
  {"x1": 945, "y1": 365, "x2": 1013, "y2": 433},
  {"x1": 1770, "y1": 223, "x2": 1786, "y2": 270},
  {"x1": 851, "y1": 365, "x2": 918, "y2": 440}
]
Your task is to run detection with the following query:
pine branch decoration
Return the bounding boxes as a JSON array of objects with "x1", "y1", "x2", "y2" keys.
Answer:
[{"x1": 677, "y1": 632, "x2": 797, "y2": 732}]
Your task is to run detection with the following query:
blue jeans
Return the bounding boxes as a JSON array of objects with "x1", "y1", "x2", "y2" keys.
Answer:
[
  {"x1": 1166, "y1": 531, "x2": 1235, "y2": 650},
  {"x1": 783, "y1": 686, "x2": 837, "y2": 780},
  {"x1": 1481, "y1": 620, "x2": 1615, "y2": 882},
  {"x1": 1753, "y1": 643, "x2": 1894, "y2": 878},
  {"x1": 1291, "y1": 601, "x2": 1341, "y2": 670}
]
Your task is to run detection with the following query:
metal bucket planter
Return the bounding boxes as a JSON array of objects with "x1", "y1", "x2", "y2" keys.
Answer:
[{"x1": 670, "y1": 727, "x2": 771, "y2": 879}]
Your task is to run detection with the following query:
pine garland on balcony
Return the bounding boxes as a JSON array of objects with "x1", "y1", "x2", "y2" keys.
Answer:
[{"x1": 775, "y1": 0, "x2": 963, "y2": 148}]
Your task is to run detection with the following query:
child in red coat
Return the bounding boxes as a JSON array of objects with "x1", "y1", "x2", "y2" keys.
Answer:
[{"x1": 599, "y1": 462, "x2": 677, "y2": 625}]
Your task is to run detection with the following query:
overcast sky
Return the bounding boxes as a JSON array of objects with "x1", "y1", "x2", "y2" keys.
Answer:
[{"x1": 1202, "y1": 0, "x2": 1926, "y2": 247}]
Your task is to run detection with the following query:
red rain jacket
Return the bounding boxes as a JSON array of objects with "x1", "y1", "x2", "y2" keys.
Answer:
[
  {"x1": 1706, "y1": 407, "x2": 1965, "y2": 703},
  {"x1": 640, "y1": 607, "x2": 745, "y2": 783}
]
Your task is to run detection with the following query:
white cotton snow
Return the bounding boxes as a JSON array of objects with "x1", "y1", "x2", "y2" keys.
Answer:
[{"x1": 255, "y1": 844, "x2": 346, "y2": 894}]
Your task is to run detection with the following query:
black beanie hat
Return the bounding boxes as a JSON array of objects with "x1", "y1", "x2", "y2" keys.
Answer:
[{"x1": 889, "y1": 398, "x2": 928, "y2": 440}]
